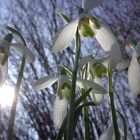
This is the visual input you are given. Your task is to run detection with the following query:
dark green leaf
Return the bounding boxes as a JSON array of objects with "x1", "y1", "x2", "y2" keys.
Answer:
[
  {"x1": 75, "y1": 88, "x2": 92, "y2": 107},
  {"x1": 6, "y1": 26, "x2": 26, "y2": 46}
]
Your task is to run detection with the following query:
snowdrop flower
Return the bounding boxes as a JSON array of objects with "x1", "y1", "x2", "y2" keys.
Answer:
[
  {"x1": 33, "y1": 75, "x2": 106, "y2": 128},
  {"x1": 80, "y1": 58, "x2": 107, "y2": 104},
  {"x1": 10, "y1": 43, "x2": 35, "y2": 63},
  {"x1": 0, "y1": 34, "x2": 12, "y2": 86},
  {"x1": 99, "y1": 124, "x2": 132, "y2": 140},
  {"x1": 128, "y1": 42, "x2": 140, "y2": 96},
  {"x1": 33, "y1": 75, "x2": 106, "y2": 94},
  {"x1": 52, "y1": 0, "x2": 103, "y2": 53},
  {"x1": 95, "y1": 24, "x2": 129, "y2": 70}
]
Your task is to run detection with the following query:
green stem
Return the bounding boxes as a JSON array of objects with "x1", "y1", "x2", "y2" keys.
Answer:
[
  {"x1": 108, "y1": 67, "x2": 120, "y2": 140},
  {"x1": 66, "y1": 29, "x2": 81, "y2": 140},
  {"x1": 7, "y1": 57, "x2": 26, "y2": 140},
  {"x1": 83, "y1": 106, "x2": 90, "y2": 140},
  {"x1": 82, "y1": 65, "x2": 90, "y2": 140}
]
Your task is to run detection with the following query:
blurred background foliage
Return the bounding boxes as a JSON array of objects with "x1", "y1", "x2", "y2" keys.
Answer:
[{"x1": 0, "y1": 0, "x2": 140, "y2": 139}]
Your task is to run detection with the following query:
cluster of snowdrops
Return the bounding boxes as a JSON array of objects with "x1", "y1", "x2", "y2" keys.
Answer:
[{"x1": 0, "y1": 0, "x2": 139, "y2": 140}]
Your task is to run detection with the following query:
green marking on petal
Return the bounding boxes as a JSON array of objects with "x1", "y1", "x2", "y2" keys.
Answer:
[
  {"x1": 130, "y1": 40, "x2": 137, "y2": 49},
  {"x1": 89, "y1": 16, "x2": 101, "y2": 29},
  {"x1": 91, "y1": 62, "x2": 107, "y2": 78},
  {"x1": 79, "y1": 22, "x2": 95, "y2": 37},
  {"x1": 57, "y1": 79, "x2": 71, "y2": 100}
]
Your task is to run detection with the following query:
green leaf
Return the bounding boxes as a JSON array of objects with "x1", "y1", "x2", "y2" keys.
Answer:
[
  {"x1": 6, "y1": 26, "x2": 26, "y2": 46},
  {"x1": 59, "y1": 64, "x2": 73, "y2": 76},
  {"x1": 74, "y1": 88, "x2": 92, "y2": 107},
  {"x1": 58, "y1": 12, "x2": 71, "y2": 23},
  {"x1": 82, "y1": 64, "x2": 88, "y2": 79}
]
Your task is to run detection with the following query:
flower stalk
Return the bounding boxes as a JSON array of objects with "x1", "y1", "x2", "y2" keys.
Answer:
[
  {"x1": 83, "y1": 105, "x2": 90, "y2": 140},
  {"x1": 7, "y1": 57, "x2": 26, "y2": 140},
  {"x1": 66, "y1": 29, "x2": 81, "y2": 140},
  {"x1": 82, "y1": 65, "x2": 91, "y2": 140},
  {"x1": 107, "y1": 67, "x2": 120, "y2": 140}
]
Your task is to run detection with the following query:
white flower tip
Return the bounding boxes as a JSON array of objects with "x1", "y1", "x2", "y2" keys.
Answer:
[
  {"x1": 90, "y1": 92, "x2": 104, "y2": 105},
  {"x1": 53, "y1": 96, "x2": 68, "y2": 128},
  {"x1": 51, "y1": 46, "x2": 60, "y2": 54},
  {"x1": 0, "y1": 62, "x2": 8, "y2": 86},
  {"x1": 99, "y1": 125, "x2": 113, "y2": 140},
  {"x1": 10, "y1": 43, "x2": 35, "y2": 63},
  {"x1": 33, "y1": 76, "x2": 60, "y2": 91},
  {"x1": 32, "y1": 81, "x2": 41, "y2": 91},
  {"x1": 116, "y1": 60, "x2": 129, "y2": 70},
  {"x1": 82, "y1": 0, "x2": 104, "y2": 11},
  {"x1": 128, "y1": 56, "x2": 140, "y2": 96}
]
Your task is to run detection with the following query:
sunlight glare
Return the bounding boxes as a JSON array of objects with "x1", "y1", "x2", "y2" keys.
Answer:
[{"x1": 0, "y1": 85, "x2": 15, "y2": 107}]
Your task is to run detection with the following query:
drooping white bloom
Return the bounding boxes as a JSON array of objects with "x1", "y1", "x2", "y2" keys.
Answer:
[
  {"x1": 128, "y1": 55, "x2": 140, "y2": 96},
  {"x1": 11, "y1": 43, "x2": 35, "y2": 63},
  {"x1": 103, "y1": 44, "x2": 129, "y2": 70},
  {"x1": 127, "y1": 41, "x2": 140, "y2": 96},
  {"x1": 33, "y1": 73, "x2": 106, "y2": 128},
  {"x1": 53, "y1": 95, "x2": 68, "y2": 128},
  {"x1": 52, "y1": 0, "x2": 103, "y2": 53},
  {"x1": 94, "y1": 25, "x2": 129, "y2": 70},
  {"x1": 95, "y1": 25, "x2": 117, "y2": 51},
  {"x1": 82, "y1": 0, "x2": 104, "y2": 11},
  {"x1": 79, "y1": 58, "x2": 106, "y2": 104}
]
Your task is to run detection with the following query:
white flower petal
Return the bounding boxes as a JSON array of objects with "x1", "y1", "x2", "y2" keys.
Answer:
[
  {"x1": 0, "y1": 62, "x2": 8, "y2": 87},
  {"x1": 90, "y1": 92, "x2": 104, "y2": 105},
  {"x1": 53, "y1": 96, "x2": 68, "y2": 128},
  {"x1": 128, "y1": 55, "x2": 140, "y2": 96},
  {"x1": 100, "y1": 125, "x2": 113, "y2": 140},
  {"x1": 33, "y1": 76, "x2": 60, "y2": 91},
  {"x1": 79, "y1": 56, "x2": 94, "y2": 67},
  {"x1": 116, "y1": 60, "x2": 129, "y2": 70},
  {"x1": 82, "y1": 0, "x2": 104, "y2": 11},
  {"x1": 102, "y1": 44, "x2": 129, "y2": 70},
  {"x1": 52, "y1": 19, "x2": 79, "y2": 53},
  {"x1": 100, "y1": 124, "x2": 132, "y2": 140},
  {"x1": 76, "y1": 78, "x2": 107, "y2": 94},
  {"x1": 11, "y1": 43, "x2": 35, "y2": 63},
  {"x1": 96, "y1": 24, "x2": 117, "y2": 51},
  {"x1": 90, "y1": 77, "x2": 104, "y2": 104}
]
